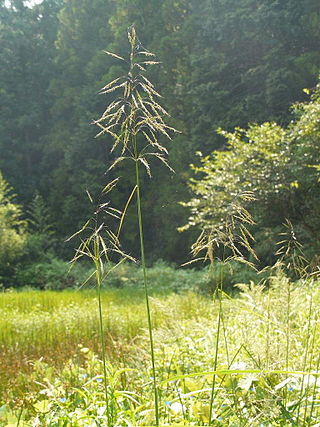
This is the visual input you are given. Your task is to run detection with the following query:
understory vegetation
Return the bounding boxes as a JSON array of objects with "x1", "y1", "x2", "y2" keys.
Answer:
[{"x1": 1, "y1": 272, "x2": 320, "y2": 426}]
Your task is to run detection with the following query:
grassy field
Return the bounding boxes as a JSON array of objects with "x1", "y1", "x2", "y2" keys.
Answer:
[{"x1": 1, "y1": 271, "x2": 320, "y2": 426}]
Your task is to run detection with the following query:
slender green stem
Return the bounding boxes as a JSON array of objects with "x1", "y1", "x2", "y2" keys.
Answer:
[
  {"x1": 209, "y1": 292, "x2": 222, "y2": 424},
  {"x1": 135, "y1": 156, "x2": 159, "y2": 426},
  {"x1": 285, "y1": 279, "x2": 290, "y2": 372},
  {"x1": 303, "y1": 312, "x2": 316, "y2": 425},
  {"x1": 221, "y1": 309, "x2": 229, "y2": 366},
  {"x1": 209, "y1": 263, "x2": 223, "y2": 425},
  {"x1": 284, "y1": 277, "x2": 291, "y2": 406},
  {"x1": 309, "y1": 342, "x2": 320, "y2": 425},
  {"x1": 220, "y1": 302, "x2": 243, "y2": 424},
  {"x1": 94, "y1": 237, "x2": 111, "y2": 425},
  {"x1": 17, "y1": 407, "x2": 23, "y2": 427},
  {"x1": 266, "y1": 287, "x2": 271, "y2": 371},
  {"x1": 297, "y1": 290, "x2": 313, "y2": 424}
]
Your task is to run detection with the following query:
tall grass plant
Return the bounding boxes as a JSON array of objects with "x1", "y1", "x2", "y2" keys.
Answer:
[{"x1": 94, "y1": 26, "x2": 178, "y2": 425}]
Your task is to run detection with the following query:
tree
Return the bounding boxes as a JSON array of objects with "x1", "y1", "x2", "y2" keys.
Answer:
[
  {"x1": 1, "y1": 0, "x2": 319, "y2": 264},
  {"x1": 102, "y1": 0, "x2": 320, "y2": 262},
  {"x1": 46, "y1": 0, "x2": 116, "y2": 250},
  {"x1": 0, "y1": 0, "x2": 64, "y2": 200},
  {"x1": 181, "y1": 81, "x2": 320, "y2": 265},
  {"x1": 0, "y1": 172, "x2": 27, "y2": 284}
]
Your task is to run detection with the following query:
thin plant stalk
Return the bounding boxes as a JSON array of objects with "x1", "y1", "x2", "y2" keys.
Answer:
[
  {"x1": 296, "y1": 291, "x2": 313, "y2": 423},
  {"x1": 221, "y1": 307, "x2": 230, "y2": 366},
  {"x1": 284, "y1": 276, "x2": 291, "y2": 407},
  {"x1": 68, "y1": 181, "x2": 132, "y2": 426},
  {"x1": 209, "y1": 292, "x2": 222, "y2": 424},
  {"x1": 94, "y1": 236, "x2": 111, "y2": 425},
  {"x1": 186, "y1": 196, "x2": 257, "y2": 424},
  {"x1": 266, "y1": 287, "x2": 271, "y2": 371},
  {"x1": 309, "y1": 341, "x2": 320, "y2": 425},
  {"x1": 17, "y1": 408, "x2": 24, "y2": 427},
  {"x1": 210, "y1": 272, "x2": 243, "y2": 424},
  {"x1": 285, "y1": 281, "x2": 290, "y2": 372},
  {"x1": 209, "y1": 262, "x2": 224, "y2": 425},
  {"x1": 94, "y1": 27, "x2": 178, "y2": 425},
  {"x1": 303, "y1": 304, "x2": 316, "y2": 425},
  {"x1": 135, "y1": 155, "x2": 159, "y2": 425}
]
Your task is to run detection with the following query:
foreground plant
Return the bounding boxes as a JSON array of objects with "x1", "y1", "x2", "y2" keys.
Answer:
[
  {"x1": 94, "y1": 26, "x2": 178, "y2": 425},
  {"x1": 68, "y1": 179, "x2": 133, "y2": 426},
  {"x1": 180, "y1": 173, "x2": 258, "y2": 424},
  {"x1": 180, "y1": 153, "x2": 257, "y2": 425},
  {"x1": 180, "y1": 111, "x2": 320, "y2": 423}
]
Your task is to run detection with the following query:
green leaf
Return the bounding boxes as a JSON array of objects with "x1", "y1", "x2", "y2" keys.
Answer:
[{"x1": 33, "y1": 400, "x2": 51, "y2": 413}]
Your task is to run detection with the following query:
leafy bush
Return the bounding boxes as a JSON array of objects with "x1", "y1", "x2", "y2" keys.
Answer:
[
  {"x1": 13, "y1": 257, "x2": 265, "y2": 293},
  {"x1": 15, "y1": 258, "x2": 92, "y2": 290},
  {"x1": 104, "y1": 260, "x2": 211, "y2": 293},
  {"x1": 104, "y1": 260, "x2": 262, "y2": 295},
  {"x1": 181, "y1": 82, "x2": 320, "y2": 265},
  {"x1": 22, "y1": 193, "x2": 56, "y2": 263},
  {"x1": 0, "y1": 172, "x2": 27, "y2": 286}
]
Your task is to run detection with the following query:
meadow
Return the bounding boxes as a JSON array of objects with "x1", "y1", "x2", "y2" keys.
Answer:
[
  {"x1": 1, "y1": 264, "x2": 320, "y2": 426},
  {"x1": 1, "y1": 4, "x2": 320, "y2": 426}
]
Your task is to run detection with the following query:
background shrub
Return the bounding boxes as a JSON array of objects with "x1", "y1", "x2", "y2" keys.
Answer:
[{"x1": 14, "y1": 258, "x2": 93, "y2": 290}]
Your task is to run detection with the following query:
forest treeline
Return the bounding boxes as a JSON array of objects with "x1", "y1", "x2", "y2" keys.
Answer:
[{"x1": 1, "y1": 0, "x2": 320, "y2": 277}]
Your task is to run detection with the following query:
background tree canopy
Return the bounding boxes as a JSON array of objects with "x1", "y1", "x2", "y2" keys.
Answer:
[
  {"x1": 181, "y1": 82, "x2": 320, "y2": 266},
  {"x1": 0, "y1": 0, "x2": 319, "y2": 269}
]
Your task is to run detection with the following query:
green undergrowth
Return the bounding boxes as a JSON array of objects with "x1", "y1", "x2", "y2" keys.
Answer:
[
  {"x1": 1, "y1": 272, "x2": 320, "y2": 425},
  {"x1": 9, "y1": 259, "x2": 262, "y2": 293}
]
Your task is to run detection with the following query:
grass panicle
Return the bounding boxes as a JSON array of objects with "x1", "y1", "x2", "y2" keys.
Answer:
[
  {"x1": 181, "y1": 186, "x2": 258, "y2": 425},
  {"x1": 67, "y1": 180, "x2": 133, "y2": 425},
  {"x1": 94, "y1": 26, "x2": 179, "y2": 426}
]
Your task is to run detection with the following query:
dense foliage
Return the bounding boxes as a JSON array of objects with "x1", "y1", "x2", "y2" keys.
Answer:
[
  {"x1": 181, "y1": 82, "x2": 320, "y2": 266},
  {"x1": 0, "y1": 173, "x2": 27, "y2": 283},
  {"x1": 1, "y1": 0, "x2": 319, "y2": 270}
]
